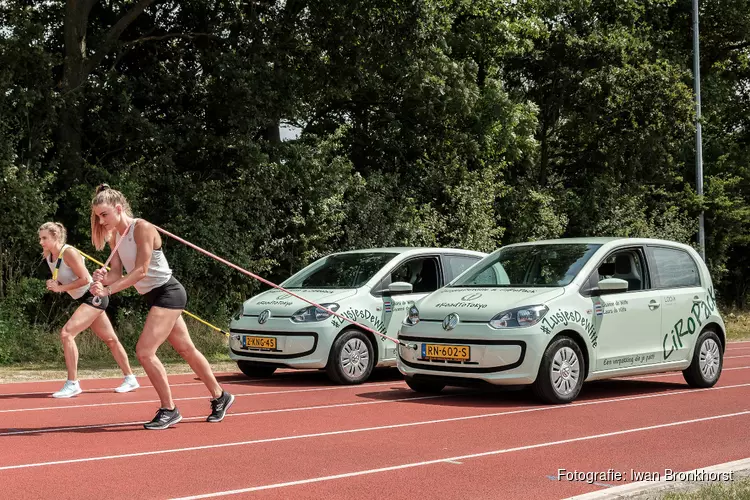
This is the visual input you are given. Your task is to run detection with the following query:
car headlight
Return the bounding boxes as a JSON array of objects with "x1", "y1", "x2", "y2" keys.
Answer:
[
  {"x1": 403, "y1": 305, "x2": 420, "y2": 326},
  {"x1": 489, "y1": 305, "x2": 548, "y2": 329},
  {"x1": 291, "y1": 303, "x2": 340, "y2": 323},
  {"x1": 233, "y1": 304, "x2": 244, "y2": 320}
]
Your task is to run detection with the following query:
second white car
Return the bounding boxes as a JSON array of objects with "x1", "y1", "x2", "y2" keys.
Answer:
[{"x1": 229, "y1": 247, "x2": 487, "y2": 384}]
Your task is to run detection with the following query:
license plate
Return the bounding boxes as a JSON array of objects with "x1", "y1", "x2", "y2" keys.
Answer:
[
  {"x1": 243, "y1": 336, "x2": 276, "y2": 350},
  {"x1": 421, "y1": 344, "x2": 470, "y2": 361}
]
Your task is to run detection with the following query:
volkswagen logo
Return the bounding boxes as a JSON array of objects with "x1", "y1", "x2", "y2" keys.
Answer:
[
  {"x1": 442, "y1": 313, "x2": 460, "y2": 331},
  {"x1": 258, "y1": 309, "x2": 271, "y2": 325},
  {"x1": 461, "y1": 293, "x2": 482, "y2": 301}
]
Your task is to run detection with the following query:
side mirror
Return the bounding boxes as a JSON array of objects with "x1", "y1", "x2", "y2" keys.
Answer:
[
  {"x1": 591, "y1": 278, "x2": 629, "y2": 295},
  {"x1": 382, "y1": 281, "x2": 413, "y2": 296}
]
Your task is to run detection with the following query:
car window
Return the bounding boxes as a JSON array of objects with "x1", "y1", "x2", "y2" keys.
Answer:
[
  {"x1": 467, "y1": 263, "x2": 510, "y2": 285},
  {"x1": 649, "y1": 247, "x2": 701, "y2": 288},
  {"x1": 374, "y1": 256, "x2": 441, "y2": 294},
  {"x1": 443, "y1": 255, "x2": 483, "y2": 283},
  {"x1": 450, "y1": 244, "x2": 601, "y2": 288},
  {"x1": 283, "y1": 252, "x2": 399, "y2": 289},
  {"x1": 595, "y1": 249, "x2": 647, "y2": 292}
]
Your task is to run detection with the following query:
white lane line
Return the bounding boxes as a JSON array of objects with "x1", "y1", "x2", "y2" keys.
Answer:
[
  {"x1": 0, "y1": 393, "x2": 451, "y2": 437},
  {"x1": 1, "y1": 382, "x2": 749, "y2": 472},
  {"x1": 169, "y1": 410, "x2": 750, "y2": 499},
  {"x1": 0, "y1": 382, "x2": 396, "y2": 414},
  {"x1": 0, "y1": 378, "x2": 263, "y2": 398},
  {"x1": 0, "y1": 373, "x2": 351, "y2": 397},
  {"x1": 5, "y1": 356, "x2": 748, "y2": 398},
  {"x1": 623, "y1": 365, "x2": 750, "y2": 380},
  {"x1": 7, "y1": 369, "x2": 749, "y2": 435},
  {"x1": 0, "y1": 371, "x2": 246, "y2": 386}
]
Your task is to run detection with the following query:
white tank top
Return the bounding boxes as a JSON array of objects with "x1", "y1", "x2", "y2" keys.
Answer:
[
  {"x1": 46, "y1": 245, "x2": 91, "y2": 300},
  {"x1": 114, "y1": 219, "x2": 172, "y2": 294}
]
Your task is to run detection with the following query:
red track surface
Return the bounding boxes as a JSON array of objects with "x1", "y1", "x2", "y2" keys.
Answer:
[{"x1": 1, "y1": 342, "x2": 749, "y2": 500}]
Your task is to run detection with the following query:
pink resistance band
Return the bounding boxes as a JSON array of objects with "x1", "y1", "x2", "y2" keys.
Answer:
[{"x1": 152, "y1": 225, "x2": 416, "y2": 349}]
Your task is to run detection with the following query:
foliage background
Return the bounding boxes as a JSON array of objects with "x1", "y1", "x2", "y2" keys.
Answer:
[{"x1": 1, "y1": 0, "x2": 748, "y2": 364}]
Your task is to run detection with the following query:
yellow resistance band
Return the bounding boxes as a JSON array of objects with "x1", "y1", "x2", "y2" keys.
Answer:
[
  {"x1": 77, "y1": 250, "x2": 230, "y2": 338},
  {"x1": 51, "y1": 245, "x2": 68, "y2": 281}
]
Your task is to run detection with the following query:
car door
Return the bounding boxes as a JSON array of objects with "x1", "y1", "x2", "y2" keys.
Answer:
[
  {"x1": 646, "y1": 245, "x2": 706, "y2": 364},
  {"x1": 373, "y1": 255, "x2": 444, "y2": 360},
  {"x1": 582, "y1": 246, "x2": 664, "y2": 371}
]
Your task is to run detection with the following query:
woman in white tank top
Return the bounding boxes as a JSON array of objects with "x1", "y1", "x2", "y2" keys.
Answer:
[
  {"x1": 89, "y1": 184, "x2": 234, "y2": 430},
  {"x1": 38, "y1": 222, "x2": 138, "y2": 398}
]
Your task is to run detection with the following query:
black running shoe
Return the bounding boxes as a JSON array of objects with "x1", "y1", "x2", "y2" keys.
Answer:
[
  {"x1": 207, "y1": 391, "x2": 235, "y2": 422},
  {"x1": 144, "y1": 407, "x2": 182, "y2": 430}
]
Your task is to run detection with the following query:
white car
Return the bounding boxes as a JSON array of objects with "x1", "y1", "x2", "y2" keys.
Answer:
[
  {"x1": 229, "y1": 247, "x2": 487, "y2": 384},
  {"x1": 397, "y1": 237, "x2": 726, "y2": 403}
]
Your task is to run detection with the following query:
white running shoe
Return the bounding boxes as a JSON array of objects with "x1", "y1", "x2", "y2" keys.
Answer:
[
  {"x1": 52, "y1": 380, "x2": 82, "y2": 398},
  {"x1": 115, "y1": 375, "x2": 140, "y2": 393}
]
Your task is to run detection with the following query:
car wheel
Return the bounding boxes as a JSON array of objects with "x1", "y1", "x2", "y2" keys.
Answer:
[
  {"x1": 237, "y1": 361, "x2": 277, "y2": 378},
  {"x1": 683, "y1": 329, "x2": 723, "y2": 388},
  {"x1": 405, "y1": 377, "x2": 445, "y2": 394},
  {"x1": 326, "y1": 329, "x2": 374, "y2": 385},
  {"x1": 532, "y1": 337, "x2": 585, "y2": 404}
]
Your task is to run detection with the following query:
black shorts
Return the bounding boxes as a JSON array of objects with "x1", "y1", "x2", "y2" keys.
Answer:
[
  {"x1": 144, "y1": 276, "x2": 187, "y2": 310},
  {"x1": 77, "y1": 291, "x2": 108, "y2": 311}
]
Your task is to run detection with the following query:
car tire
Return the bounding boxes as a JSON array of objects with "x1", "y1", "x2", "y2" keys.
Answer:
[
  {"x1": 532, "y1": 337, "x2": 585, "y2": 404},
  {"x1": 237, "y1": 361, "x2": 277, "y2": 378},
  {"x1": 405, "y1": 377, "x2": 445, "y2": 394},
  {"x1": 682, "y1": 329, "x2": 723, "y2": 388},
  {"x1": 326, "y1": 329, "x2": 375, "y2": 385}
]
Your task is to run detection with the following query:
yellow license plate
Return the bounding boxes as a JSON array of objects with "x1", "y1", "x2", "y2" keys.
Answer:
[
  {"x1": 422, "y1": 344, "x2": 470, "y2": 361},
  {"x1": 243, "y1": 336, "x2": 276, "y2": 350}
]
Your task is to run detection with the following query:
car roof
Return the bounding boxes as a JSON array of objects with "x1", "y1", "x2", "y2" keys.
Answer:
[
  {"x1": 331, "y1": 247, "x2": 487, "y2": 257},
  {"x1": 505, "y1": 237, "x2": 620, "y2": 245},
  {"x1": 503, "y1": 237, "x2": 693, "y2": 249}
]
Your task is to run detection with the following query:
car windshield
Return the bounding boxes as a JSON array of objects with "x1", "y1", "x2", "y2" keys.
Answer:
[
  {"x1": 449, "y1": 243, "x2": 601, "y2": 288},
  {"x1": 282, "y1": 252, "x2": 399, "y2": 289}
]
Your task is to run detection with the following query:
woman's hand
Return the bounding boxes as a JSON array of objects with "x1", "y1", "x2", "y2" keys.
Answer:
[
  {"x1": 89, "y1": 281, "x2": 108, "y2": 297},
  {"x1": 92, "y1": 267, "x2": 108, "y2": 282},
  {"x1": 46, "y1": 280, "x2": 62, "y2": 293}
]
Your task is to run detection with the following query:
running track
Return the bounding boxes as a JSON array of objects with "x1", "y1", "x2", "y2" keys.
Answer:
[{"x1": 1, "y1": 342, "x2": 750, "y2": 499}]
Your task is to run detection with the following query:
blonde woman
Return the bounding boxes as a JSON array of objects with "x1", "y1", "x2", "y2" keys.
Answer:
[
  {"x1": 39, "y1": 222, "x2": 139, "y2": 398},
  {"x1": 89, "y1": 184, "x2": 233, "y2": 430}
]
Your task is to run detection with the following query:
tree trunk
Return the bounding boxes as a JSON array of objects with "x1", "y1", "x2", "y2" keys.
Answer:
[
  {"x1": 539, "y1": 110, "x2": 549, "y2": 186},
  {"x1": 262, "y1": 122, "x2": 281, "y2": 144},
  {"x1": 0, "y1": 243, "x2": 4, "y2": 299},
  {"x1": 57, "y1": 0, "x2": 91, "y2": 182},
  {"x1": 57, "y1": 0, "x2": 156, "y2": 183}
]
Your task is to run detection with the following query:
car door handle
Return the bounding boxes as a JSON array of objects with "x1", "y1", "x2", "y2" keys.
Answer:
[
  {"x1": 692, "y1": 296, "x2": 702, "y2": 304},
  {"x1": 648, "y1": 301, "x2": 660, "y2": 310}
]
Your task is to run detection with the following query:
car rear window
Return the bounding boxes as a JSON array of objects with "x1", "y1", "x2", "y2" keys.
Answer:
[
  {"x1": 649, "y1": 247, "x2": 701, "y2": 288},
  {"x1": 444, "y1": 255, "x2": 483, "y2": 283}
]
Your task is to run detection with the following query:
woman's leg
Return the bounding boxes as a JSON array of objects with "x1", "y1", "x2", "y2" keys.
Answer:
[
  {"x1": 167, "y1": 314, "x2": 233, "y2": 422},
  {"x1": 60, "y1": 304, "x2": 104, "y2": 381},
  {"x1": 166, "y1": 314, "x2": 222, "y2": 398},
  {"x1": 135, "y1": 306, "x2": 182, "y2": 409},
  {"x1": 89, "y1": 311, "x2": 134, "y2": 377}
]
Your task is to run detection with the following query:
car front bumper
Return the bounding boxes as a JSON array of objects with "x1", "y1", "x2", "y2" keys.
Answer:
[{"x1": 396, "y1": 320, "x2": 549, "y2": 385}]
